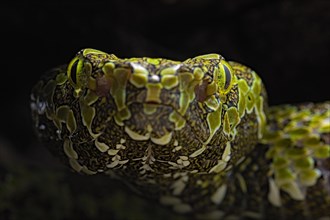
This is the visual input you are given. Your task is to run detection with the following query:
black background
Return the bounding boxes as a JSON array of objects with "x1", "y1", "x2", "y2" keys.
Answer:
[{"x1": 1, "y1": 0, "x2": 330, "y2": 155}]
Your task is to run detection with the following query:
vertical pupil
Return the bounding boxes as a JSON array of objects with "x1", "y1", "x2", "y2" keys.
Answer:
[
  {"x1": 223, "y1": 65, "x2": 231, "y2": 90},
  {"x1": 70, "y1": 59, "x2": 79, "y2": 84}
]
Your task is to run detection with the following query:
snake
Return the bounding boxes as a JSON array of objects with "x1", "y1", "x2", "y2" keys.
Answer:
[{"x1": 30, "y1": 48, "x2": 330, "y2": 219}]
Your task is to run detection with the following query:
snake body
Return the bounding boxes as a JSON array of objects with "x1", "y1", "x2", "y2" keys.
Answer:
[{"x1": 30, "y1": 49, "x2": 330, "y2": 219}]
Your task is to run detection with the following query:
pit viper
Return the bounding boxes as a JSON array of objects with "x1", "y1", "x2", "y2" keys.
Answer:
[{"x1": 30, "y1": 49, "x2": 330, "y2": 219}]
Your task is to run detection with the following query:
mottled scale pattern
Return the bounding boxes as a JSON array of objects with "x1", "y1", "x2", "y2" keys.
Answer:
[{"x1": 30, "y1": 49, "x2": 330, "y2": 219}]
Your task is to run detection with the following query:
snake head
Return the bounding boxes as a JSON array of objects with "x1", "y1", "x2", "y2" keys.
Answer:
[
  {"x1": 31, "y1": 49, "x2": 266, "y2": 190},
  {"x1": 64, "y1": 49, "x2": 239, "y2": 146}
]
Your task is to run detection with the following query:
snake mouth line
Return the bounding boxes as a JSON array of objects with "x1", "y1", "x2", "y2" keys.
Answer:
[{"x1": 144, "y1": 101, "x2": 162, "y2": 105}]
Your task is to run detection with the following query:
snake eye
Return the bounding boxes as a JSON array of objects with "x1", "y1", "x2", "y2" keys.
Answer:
[
  {"x1": 67, "y1": 56, "x2": 84, "y2": 88},
  {"x1": 67, "y1": 55, "x2": 92, "y2": 96},
  {"x1": 69, "y1": 58, "x2": 79, "y2": 85},
  {"x1": 217, "y1": 60, "x2": 234, "y2": 95}
]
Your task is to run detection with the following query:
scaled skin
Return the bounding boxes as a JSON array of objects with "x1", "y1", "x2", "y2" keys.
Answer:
[{"x1": 30, "y1": 49, "x2": 329, "y2": 219}]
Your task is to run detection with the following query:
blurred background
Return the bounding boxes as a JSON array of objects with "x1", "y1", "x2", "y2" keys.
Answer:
[{"x1": 1, "y1": 0, "x2": 329, "y2": 219}]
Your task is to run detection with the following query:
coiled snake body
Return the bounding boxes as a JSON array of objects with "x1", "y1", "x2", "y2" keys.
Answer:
[{"x1": 30, "y1": 49, "x2": 330, "y2": 219}]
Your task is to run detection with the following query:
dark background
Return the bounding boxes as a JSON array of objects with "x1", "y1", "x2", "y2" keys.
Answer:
[{"x1": 1, "y1": 0, "x2": 330, "y2": 179}]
